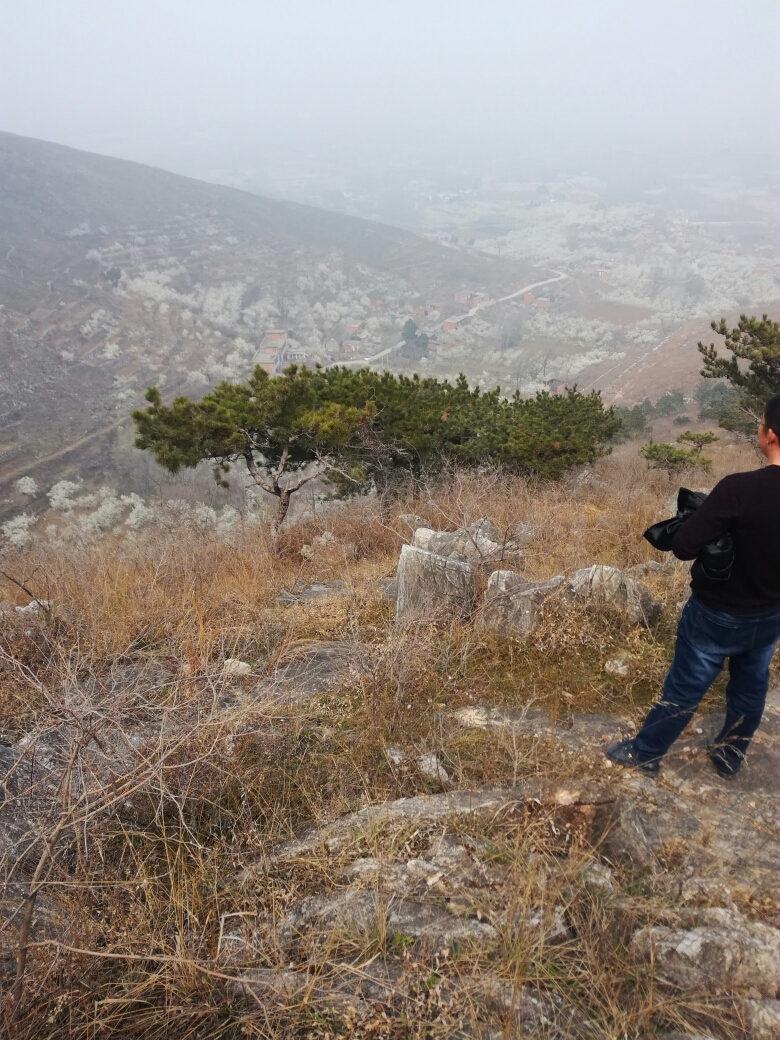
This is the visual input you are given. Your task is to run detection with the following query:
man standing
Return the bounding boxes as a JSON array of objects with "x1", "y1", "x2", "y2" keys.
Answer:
[{"x1": 607, "y1": 393, "x2": 780, "y2": 777}]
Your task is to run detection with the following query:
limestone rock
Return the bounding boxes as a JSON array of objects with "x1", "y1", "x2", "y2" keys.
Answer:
[
  {"x1": 413, "y1": 524, "x2": 512, "y2": 563},
  {"x1": 412, "y1": 527, "x2": 468, "y2": 559},
  {"x1": 398, "y1": 513, "x2": 427, "y2": 534},
  {"x1": 626, "y1": 559, "x2": 671, "y2": 578},
  {"x1": 479, "y1": 569, "x2": 565, "y2": 635},
  {"x1": 384, "y1": 746, "x2": 406, "y2": 766},
  {"x1": 580, "y1": 861, "x2": 615, "y2": 890},
  {"x1": 741, "y1": 998, "x2": 780, "y2": 1039},
  {"x1": 222, "y1": 658, "x2": 252, "y2": 677},
  {"x1": 507, "y1": 905, "x2": 572, "y2": 946},
  {"x1": 225, "y1": 967, "x2": 312, "y2": 1008},
  {"x1": 631, "y1": 908, "x2": 780, "y2": 997},
  {"x1": 468, "y1": 517, "x2": 502, "y2": 543},
  {"x1": 15, "y1": 599, "x2": 50, "y2": 615},
  {"x1": 298, "y1": 530, "x2": 336, "y2": 560},
  {"x1": 569, "y1": 713, "x2": 631, "y2": 740},
  {"x1": 679, "y1": 876, "x2": 737, "y2": 910},
  {"x1": 416, "y1": 752, "x2": 449, "y2": 783},
  {"x1": 567, "y1": 564, "x2": 661, "y2": 624},
  {"x1": 452, "y1": 703, "x2": 552, "y2": 735},
  {"x1": 277, "y1": 580, "x2": 349, "y2": 605},
  {"x1": 395, "y1": 544, "x2": 476, "y2": 619},
  {"x1": 276, "y1": 885, "x2": 497, "y2": 952},
  {"x1": 513, "y1": 521, "x2": 540, "y2": 547},
  {"x1": 592, "y1": 798, "x2": 659, "y2": 871},
  {"x1": 253, "y1": 641, "x2": 353, "y2": 704},
  {"x1": 473, "y1": 974, "x2": 590, "y2": 1038},
  {"x1": 604, "y1": 656, "x2": 630, "y2": 677}
]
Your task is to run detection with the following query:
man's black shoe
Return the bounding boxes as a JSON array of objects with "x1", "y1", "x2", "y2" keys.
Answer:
[
  {"x1": 707, "y1": 741, "x2": 740, "y2": 779},
  {"x1": 605, "y1": 738, "x2": 660, "y2": 775}
]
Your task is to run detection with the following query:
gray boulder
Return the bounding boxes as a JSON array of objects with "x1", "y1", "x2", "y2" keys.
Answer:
[
  {"x1": 413, "y1": 525, "x2": 515, "y2": 563},
  {"x1": 567, "y1": 564, "x2": 661, "y2": 624},
  {"x1": 592, "y1": 798, "x2": 660, "y2": 871},
  {"x1": 479, "y1": 569, "x2": 565, "y2": 635},
  {"x1": 631, "y1": 907, "x2": 780, "y2": 997},
  {"x1": 514, "y1": 521, "x2": 541, "y2": 547},
  {"x1": 395, "y1": 544, "x2": 476, "y2": 619},
  {"x1": 412, "y1": 527, "x2": 470, "y2": 559},
  {"x1": 468, "y1": 517, "x2": 502, "y2": 543},
  {"x1": 398, "y1": 513, "x2": 427, "y2": 534},
  {"x1": 741, "y1": 999, "x2": 780, "y2": 1039}
]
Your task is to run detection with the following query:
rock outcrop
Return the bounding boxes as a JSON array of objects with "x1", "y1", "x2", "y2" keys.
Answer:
[
  {"x1": 479, "y1": 569, "x2": 566, "y2": 635},
  {"x1": 567, "y1": 563, "x2": 662, "y2": 624},
  {"x1": 393, "y1": 524, "x2": 661, "y2": 633},
  {"x1": 395, "y1": 544, "x2": 477, "y2": 618},
  {"x1": 631, "y1": 907, "x2": 780, "y2": 997},
  {"x1": 411, "y1": 521, "x2": 514, "y2": 565}
]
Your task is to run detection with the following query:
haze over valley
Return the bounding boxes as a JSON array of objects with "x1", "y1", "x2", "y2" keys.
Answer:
[{"x1": 0, "y1": 0, "x2": 778, "y2": 534}]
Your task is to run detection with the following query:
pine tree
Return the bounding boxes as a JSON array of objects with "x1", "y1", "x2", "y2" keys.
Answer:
[
  {"x1": 698, "y1": 314, "x2": 780, "y2": 430},
  {"x1": 133, "y1": 366, "x2": 620, "y2": 535}
]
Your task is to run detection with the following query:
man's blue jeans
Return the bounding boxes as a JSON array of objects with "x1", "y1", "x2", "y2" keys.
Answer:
[{"x1": 634, "y1": 596, "x2": 780, "y2": 772}]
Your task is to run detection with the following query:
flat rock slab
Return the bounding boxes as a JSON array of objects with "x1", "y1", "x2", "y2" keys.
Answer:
[
  {"x1": 226, "y1": 966, "x2": 589, "y2": 1038},
  {"x1": 661, "y1": 708, "x2": 780, "y2": 798},
  {"x1": 276, "y1": 581, "x2": 350, "y2": 605},
  {"x1": 453, "y1": 706, "x2": 632, "y2": 748},
  {"x1": 632, "y1": 906, "x2": 780, "y2": 997},
  {"x1": 452, "y1": 704, "x2": 553, "y2": 734},
  {"x1": 251, "y1": 641, "x2": 353, "y2": 704},
  {"x1": 451, "y1": 702, "x2": 780, "y2": 895},
  {"x1": 569, "y1": 713, "x2": 633, "y2": 739},
  {"x1": 241, "y1": 780, "x2": 614, "y2": 875}
]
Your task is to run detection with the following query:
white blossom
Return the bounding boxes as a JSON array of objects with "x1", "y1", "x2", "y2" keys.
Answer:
[
  {"x1": 48, "y1": 480, "x2": 82, "y2": 511},
  {"x1": 14, "y1": 477, "x2": 38, "y2": 496},
  {"x1": 1, "y1": 513, "x2": 36, "y2": 546}
]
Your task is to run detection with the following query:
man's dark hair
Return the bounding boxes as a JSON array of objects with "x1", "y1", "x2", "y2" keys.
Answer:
[{"x1": 764, "y1": 393, "x2": 780, "y2": 437}]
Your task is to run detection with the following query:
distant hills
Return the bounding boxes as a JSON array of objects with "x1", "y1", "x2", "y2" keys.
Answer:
[{"x1": 0, "y1": 132, "x2": 534, "y2": 513}]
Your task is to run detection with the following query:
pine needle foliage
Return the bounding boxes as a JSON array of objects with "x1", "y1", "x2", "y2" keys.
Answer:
[
  {"x1": 133, "y1": 365, "x2": 620, "y2": 532},
  {"x1": 699, "y1": 314, "x2": 780, "y2": 430}
]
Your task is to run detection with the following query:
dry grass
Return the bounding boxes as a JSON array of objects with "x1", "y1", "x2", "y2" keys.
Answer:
[{"x1": 0, "y1": 437, "x2": 768, "y2": 1037}]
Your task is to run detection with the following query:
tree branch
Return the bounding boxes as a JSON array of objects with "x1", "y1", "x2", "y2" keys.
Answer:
[
  {"x1": 241, "y1": 440, "x2": 277, "y2": 497},
  {"x1": 272, "y1": 445, "x2": 290, "y2": 494}
]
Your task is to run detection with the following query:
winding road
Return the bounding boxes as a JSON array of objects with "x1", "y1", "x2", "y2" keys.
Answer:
[{"x1": 345, "y1": 270, "x2": 568, "y2": 365}]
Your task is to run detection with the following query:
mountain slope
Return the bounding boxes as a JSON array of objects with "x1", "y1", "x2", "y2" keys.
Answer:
[{"x1": 0, "y1": 133, "x2": 535, "y2": 508}]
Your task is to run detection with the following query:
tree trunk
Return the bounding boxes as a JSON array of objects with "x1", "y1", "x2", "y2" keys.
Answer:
[{"x1": 271, "y1": 489, "x2": 291, "y2": 541}]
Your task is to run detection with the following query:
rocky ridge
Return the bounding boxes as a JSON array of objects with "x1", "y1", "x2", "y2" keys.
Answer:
[{"x1": 2, "y1": 530, "x2": 779, "y2": 1037}]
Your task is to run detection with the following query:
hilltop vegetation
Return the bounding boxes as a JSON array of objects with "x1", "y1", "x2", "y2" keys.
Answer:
[
  {"x1": 132, "y1": 365, "x2": 619, "y2": 532},
  {"x1": 2, "y1": 433, "x2": 777, "y2": 1038}
]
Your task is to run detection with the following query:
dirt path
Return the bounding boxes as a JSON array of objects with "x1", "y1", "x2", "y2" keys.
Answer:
[{"x1": 0, "y1": 418, "x2": 127, "y2": 489}]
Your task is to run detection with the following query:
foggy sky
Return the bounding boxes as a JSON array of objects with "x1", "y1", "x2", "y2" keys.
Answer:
[{"x1": 1, "y1": 0, "x2": 777, "y2": 186}]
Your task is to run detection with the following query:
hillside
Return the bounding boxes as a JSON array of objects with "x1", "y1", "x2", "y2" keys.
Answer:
[
  {"x1": 0, "y1": 132, "x2": 536, "y2": 512},
  {"x1": 1, "y1": 439, "x2": 780, "y2": 1037}
]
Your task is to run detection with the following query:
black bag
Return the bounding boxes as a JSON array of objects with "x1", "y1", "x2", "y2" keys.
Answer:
[{"x1": 642, "y1": 487, "x2": 733, "y2": 582}]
